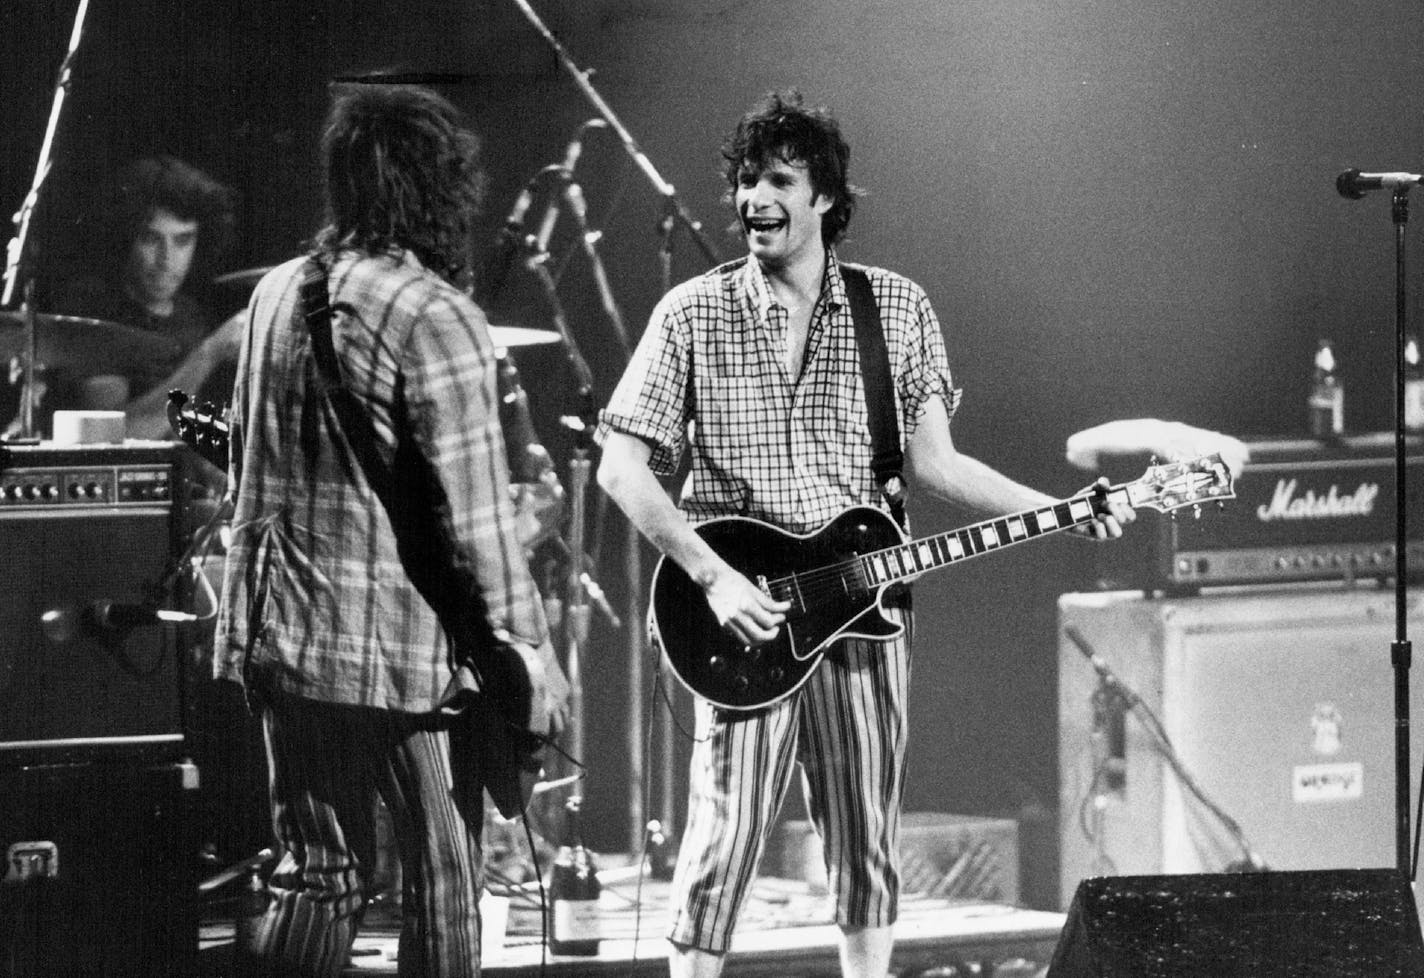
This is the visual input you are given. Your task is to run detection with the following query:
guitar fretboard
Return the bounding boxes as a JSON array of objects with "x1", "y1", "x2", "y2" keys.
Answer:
[
  {"x1": 856, "y1": 491, "x2": 1115, "y2": 590},
  {"x1": 767, "y1": 488, "x2": 1125, "y2": 608}
]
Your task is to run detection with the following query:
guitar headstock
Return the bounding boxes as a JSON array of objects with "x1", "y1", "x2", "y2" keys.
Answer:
[
  {"x1": 166, "y1": 389, "x2": 231, "y2": 472},
  {"x1": 1125, "y1": 453, "x2": 1236, "y2": 515}
]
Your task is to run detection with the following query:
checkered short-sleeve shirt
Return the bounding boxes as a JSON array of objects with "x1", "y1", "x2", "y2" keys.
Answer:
[{"x1": 596, "y1": 252, "x2": 959, "y2": 533}]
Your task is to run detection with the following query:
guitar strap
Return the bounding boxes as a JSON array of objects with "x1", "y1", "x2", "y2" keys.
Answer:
[{"x1": 841, "y1": 264, "x2": 907, "y2": 530}]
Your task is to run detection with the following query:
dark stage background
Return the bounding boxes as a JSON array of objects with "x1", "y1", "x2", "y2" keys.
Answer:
[{"x1": 4, "y1": 0, "x2": 1422, "y2": 907}]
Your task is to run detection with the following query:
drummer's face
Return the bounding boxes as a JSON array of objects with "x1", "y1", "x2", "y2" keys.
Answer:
[{"x1": 126, "y1": 208, "x2": 199, "y2": 314}]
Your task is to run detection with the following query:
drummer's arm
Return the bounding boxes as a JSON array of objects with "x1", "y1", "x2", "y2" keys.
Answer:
[{"x1": 124, "y1": 311, "x2": 244, "y2": 439}]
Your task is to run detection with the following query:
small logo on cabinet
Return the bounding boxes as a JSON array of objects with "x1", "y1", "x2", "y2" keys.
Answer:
[
  {"x1": 1310, "y1": 703, "x2": 1343, "y2": 756},
  {"x1": 1293, "y1": 762, "x2": 1363, "y2": 803}
]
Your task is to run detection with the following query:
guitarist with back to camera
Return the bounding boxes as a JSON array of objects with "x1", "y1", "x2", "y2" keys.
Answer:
[
  {"x1": 595, "y1": 90, "x2": 1137, "y2": 978},
  {"x1": 210, "y1": 84, "x2": 568, "y2": 978}
]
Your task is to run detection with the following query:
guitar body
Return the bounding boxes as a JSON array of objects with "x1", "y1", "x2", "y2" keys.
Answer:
[{"x1": 652, "y1": 507, "x2": 907, "y2": 711}]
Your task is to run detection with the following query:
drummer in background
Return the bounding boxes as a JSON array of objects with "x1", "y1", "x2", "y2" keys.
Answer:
[{"x1": 55, "y1": 155, "x2": 244, "y2": 438}]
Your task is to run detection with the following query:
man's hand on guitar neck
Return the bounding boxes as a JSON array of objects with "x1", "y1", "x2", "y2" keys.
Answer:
[
  {"x1": 1070, "y1": 476, "x2": 1136, "y2": 541},
  {"x1": 701, "y1": 563, "x2": 791, "y2": 648}
]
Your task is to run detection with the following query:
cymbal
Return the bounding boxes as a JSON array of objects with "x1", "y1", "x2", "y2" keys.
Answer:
[
  {"x1": 0, "y1": 311, "x2": 180, "y2": 374},
  {"x1": 213, "y1": 266, "x2": 275, "y2": 289},
  {"x1": 491, "y1": 325, "x2": 560, "y2": 348}
]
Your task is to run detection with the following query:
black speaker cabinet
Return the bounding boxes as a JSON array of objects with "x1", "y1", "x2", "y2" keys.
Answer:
[
  {"x1": 0, "y1": 444, "x2": 185, "y2": 763},
  {"x1": 0, "y1": 760, "x2": 199, "y2": 977},
  {"x1": 1058, "y1": 586, "x2": 1424, "y2": 907},
  {"x1": 1048, "y1": 869, "x2": 1424, "y2": 977}
]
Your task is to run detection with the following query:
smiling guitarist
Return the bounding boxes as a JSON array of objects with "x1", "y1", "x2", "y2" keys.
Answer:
[{"x1": 595, "y1": 91, "x2": 1135, "y2": 978}]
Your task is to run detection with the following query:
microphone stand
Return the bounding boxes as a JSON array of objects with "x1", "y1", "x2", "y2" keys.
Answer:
[
  {"x1": 506, "y1": 0, "x2": 721, "y2": 272},
  {"x1": 503, "y1": 0, "x2": 725, "y2": 849},
  {"x1": 560, "y1": 172, "x2": 653, "y2": 853},
  {"x1": 3, "y1": 0, "x2": 92, "y2": 441},
  {"x1": 1339, "y1": 173, "x2": 1418, "y2": 877},
  {"x1": 522, "y1": 242, "x2": 598, "y2": 774},
  {"x1": 1388, "y1": 188, "x2": 1415, "y2": 880}
]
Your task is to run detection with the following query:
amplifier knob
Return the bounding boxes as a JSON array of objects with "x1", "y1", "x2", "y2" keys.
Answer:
[
  {"x1": 22, "y1": 484, "x2": 39, "y2": 501},
  {"x1": 43, "y1": 484, "x2": 58, "y2": 501}
]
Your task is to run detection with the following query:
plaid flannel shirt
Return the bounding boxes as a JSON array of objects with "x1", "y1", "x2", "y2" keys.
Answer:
[{"x1": 214, "y1": 250, "x2": 549, "y2": 713}]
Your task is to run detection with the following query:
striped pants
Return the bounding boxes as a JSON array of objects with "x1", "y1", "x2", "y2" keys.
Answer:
[
  {"x1": 667, "y1": 609, "x2": 912, "y2": 953},
  {"x1": 251, "y1": 691, "x2": 485, "y2": 977}
]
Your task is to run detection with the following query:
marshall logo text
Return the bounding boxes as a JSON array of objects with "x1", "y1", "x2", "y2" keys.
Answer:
[{"x1": 1257, "y1": 478, "x2": 1380, "y2": 522}]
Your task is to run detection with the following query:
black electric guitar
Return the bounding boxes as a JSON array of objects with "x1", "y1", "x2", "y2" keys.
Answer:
[
  {"x1": 165, "y1": 389, "x2": 551, "y2": 819},
  {"x1": 651, "y1": 454, "x2": 1235, "y2": 711}
]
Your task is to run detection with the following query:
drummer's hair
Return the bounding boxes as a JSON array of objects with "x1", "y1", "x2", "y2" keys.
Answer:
[
  {"x1": 112, "y1": 155, "x2": 237, "y2": 269},
  {"x1": 315, "y1": 84, "x2": 486, "y2": 286},
  {"x1": 721, "y1": 89, "x2": 860, "y2": 247}
]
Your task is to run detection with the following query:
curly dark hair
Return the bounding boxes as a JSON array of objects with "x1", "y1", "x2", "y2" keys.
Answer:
[
  {"x1": 110, "y1": 155, "x2": 237, "y2": 271},
  {"x1": 721, "y1": 90, "x2": 860, "y2": 247},
  {"x1": 315, "y1": 84, "x2": 486, "y2": 284}
]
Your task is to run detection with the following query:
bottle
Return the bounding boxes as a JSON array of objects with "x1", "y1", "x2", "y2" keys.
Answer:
[
  {"x1": 1308, "y1": 338, "x2": 1344, "y2": 437},
  {"x1": 233, "y1": 868, "x2": 269, "y2": 972},
  {"x1": 645, "y1": 819, "x2": 677, "y2": 881},
  {"x1": 548, "y1": 796, "x2": 601, "y2": 955},
  {"x1": 1405, "y1": 335, "x2": 1424, "y2": 432}
]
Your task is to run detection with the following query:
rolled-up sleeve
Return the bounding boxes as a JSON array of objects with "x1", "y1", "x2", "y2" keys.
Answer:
[{"x1": 595, "y1": 291, "x2": 692, "y2": 477}]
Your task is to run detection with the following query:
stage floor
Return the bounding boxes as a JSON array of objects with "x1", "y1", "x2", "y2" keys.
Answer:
[{"x1": 202, "y1": 875, "x2": 1066, "y2": 977}]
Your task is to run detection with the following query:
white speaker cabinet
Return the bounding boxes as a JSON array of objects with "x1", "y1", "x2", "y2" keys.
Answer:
[{"x1": 1058, "y1": 584, "x2": 1424, "y2": 909}]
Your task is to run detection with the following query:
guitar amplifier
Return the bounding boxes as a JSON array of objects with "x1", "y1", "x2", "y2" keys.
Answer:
[
  {"x1": 1096, "y1": 433, "x2": 1424, "y2": 592},
  {"x1": 0, "y1": 442, "x2": 189, "y2": 763}
]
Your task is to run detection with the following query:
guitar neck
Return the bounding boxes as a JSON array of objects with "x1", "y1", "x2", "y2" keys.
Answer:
[{"x1": 858, "y1": 484, "x2": 1132, "y2": 589}]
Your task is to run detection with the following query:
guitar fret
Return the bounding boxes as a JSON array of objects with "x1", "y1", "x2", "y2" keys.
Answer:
[
  {"x1": 1034, "y1": 508, "x2": 1058, "y2": 532},
  {"x1": 1067, "y1": 498, "x2": 1093, "y2": 524},
  {"x1": 982, "y1": 523, "x2": 1001, "y2": 548},
  {"x1": 916, "y1": 541, "x2": 933, "y2": 567},
  {"x1": 1007, "y1": 516, "x2": 1027, "y2": 540},
  {"x1": 872, "y1": 553, "x2": 889, "y2": 582},
  {"x1": 946, "y1": 534, "x2": 965, "y2": 560}
]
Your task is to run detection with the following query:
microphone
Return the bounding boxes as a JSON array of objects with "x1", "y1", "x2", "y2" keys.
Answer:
[
  {"x1": 1336, "y1": 168, "x2": 1422, "y2": 199},
  {"x1": 476, "y1": 172, "x2": 543, "y2": 304},
  {"x1": 532, "y1": 119, "x2": 607, "y2": 255},
  {"x1": 1091, "y1": 679, "x2": 1128, "y2": 794},
  {"x1": 42, "y1": 600, "x2": 197, "y2": 643}
]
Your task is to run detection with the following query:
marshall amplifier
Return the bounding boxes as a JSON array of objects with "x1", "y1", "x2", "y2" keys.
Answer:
[
  {"x1": 0, "y1": 442, "x2": 189, "y2": 763},
  {"x1": 1096, "y1": 433, "x2": 1424, "y2": 592}
]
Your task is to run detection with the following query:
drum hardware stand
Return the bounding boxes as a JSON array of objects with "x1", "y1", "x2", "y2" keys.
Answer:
[{"x1": 2, "y1": 0, "x2": 91, "y2": 442}]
